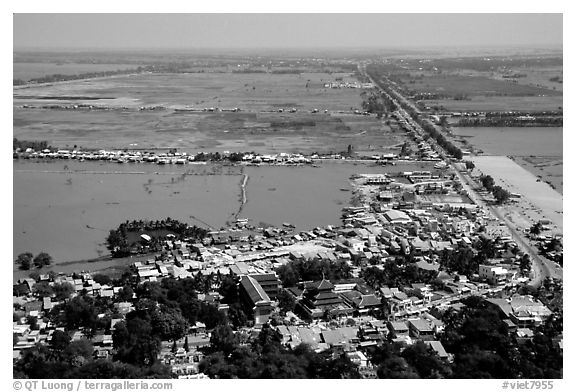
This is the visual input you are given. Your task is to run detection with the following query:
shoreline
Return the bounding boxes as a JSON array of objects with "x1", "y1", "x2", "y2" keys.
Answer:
[{"x1": 471, "y1": 155, "x2": 563, "y2": 231}]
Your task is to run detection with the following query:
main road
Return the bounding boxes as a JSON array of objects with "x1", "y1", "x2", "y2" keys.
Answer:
[{"x1": 359, "y1": 62, "x2": 562, "y2": 287}]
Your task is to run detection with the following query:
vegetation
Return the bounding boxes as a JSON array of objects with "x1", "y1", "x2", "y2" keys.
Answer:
[
  {"x1": 480, "y1": 174, "x2": 495, "y2": 191},
  {"x1": 276, "y1": 258, "x2": 352, "y2": 287},
  {"x1": 106, "y1": 218, "x2": 208, "y2": 257},
  {"x1": 361, "y1": 259, "x2": 437, "y2": 289},
  {"x1": 440, "y1": 296, "x2": 562, "y2": 378},
  {"x1": 492, "y1": 185, "x2": 511, "y2": 204},
  {"x1": 13, "y1": 138, "x2": 51, "y2": 152},
  {"x1": 15, "y1": 251, "x2": 53, "y2": 270},
  {"x1": 458, "y1": 117, "x2": 562, "y2": 127},
  {"x1": 199, "y1": 324, "x2": 360, "y2": 379}
]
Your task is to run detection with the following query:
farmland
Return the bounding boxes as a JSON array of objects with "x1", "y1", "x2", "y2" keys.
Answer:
[
  {"x1": 14, "y1": 71, "x2": 403, "y2": 154},
  {"x1": 424, "y1": 96, "x2": 563, "y2": 112},
  {"x1": 395, "y1": 73, "x2": 560, "y2": 98}
]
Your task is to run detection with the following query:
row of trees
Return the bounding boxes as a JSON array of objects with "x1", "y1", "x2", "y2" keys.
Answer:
[
  {"x1": 479, "y1": 174, "x2": 511, "y2": 204},
  {"x1": 365, "y1": 64, "x2": 464, "y2": 160},
  {"x1": 360, "y1": 91, "x2": 397, "y2": 118},
  {"x1": 457, "y1": 117, "x2": 562, "y2": 127},
  {"x1": 13, "y1": 138, "x2": 51, "y2": 152},
  {"x1": 15, "y1": 252, "x2": 53, "y2": 270}
]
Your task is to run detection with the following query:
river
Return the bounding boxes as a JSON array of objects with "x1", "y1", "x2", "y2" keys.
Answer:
[{"x1": 13, "y1": 159, "x2": 436, "y2": 279}]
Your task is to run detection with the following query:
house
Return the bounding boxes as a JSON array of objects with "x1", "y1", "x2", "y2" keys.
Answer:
[
  {"x1": 346, "y1": 351, "x2": 369, "y2": 368},
  {"x1": 383, "y1": 210, "x2": 412, "y2": 224},
  {"x1": 387, "y1": 321, "x2": 409, "y2": 338},
  {"x1": 479, "y1": 264, "x2": 515, "y2": 285},
  {"x1": 407, "y1": 318, "x2": 435, "y2": 340},
  {"x1": 386, "y1": 290, "x2": 412, "y2": 314},
  {"x1": 486, "y1": 296, "x2": 552, "y2": 328},
  {"x1": 426, "y1": 340, "x2": 450, "y2": 360},
  {"x1": 340, "y1": 291, "x2": 381, "y2": 314}
]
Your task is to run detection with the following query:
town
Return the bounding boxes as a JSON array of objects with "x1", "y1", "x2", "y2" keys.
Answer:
[
  {"x1": 13, "y1": 136, "x2": 563, "y2": 378},
  {"x1": 13, "y1": 13, "x2": 563, "y2": 381}
]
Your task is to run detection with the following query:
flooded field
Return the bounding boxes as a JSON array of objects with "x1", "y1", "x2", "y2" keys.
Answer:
[
  {"x1": 13, "y1": 62, "x2": 139, "y2": 82},
  {"x1": 13, "y1": 72, "x2": 403, "y2": 154},
  {"x1": 13, "y1": 160, "x2": 436, "y2": 278},
  {"x1": 452, "y1": 126, "x2": 563, "y2": 193},
  {"x1": 452, "y1": 127, "x2": 562, "y2": 157}
]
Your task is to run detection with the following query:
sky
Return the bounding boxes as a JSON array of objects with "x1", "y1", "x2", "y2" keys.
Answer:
[{"x1": 13, "y1": 13, "x2": 563, "y2": 50}]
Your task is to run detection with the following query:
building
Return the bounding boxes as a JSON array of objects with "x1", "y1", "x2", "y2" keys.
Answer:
[
  {"x1": 486, "y1": 296, "x2": 552, "y2": 328},
  {"x1": 479, "y1": 264, "x2": 514, "y2": 285},
  {"x1": 407, "y1": 318, "x2": 435, "y2": 340},
  {"x1": 251, "y1": 273, "x2": 282, "y2": 299},
  {"x1": 239, "y1": 276, "x2": 273, "y2": 325},
  {"x1": 299, "y1": 279, "x2": 353, "y2": 319}
]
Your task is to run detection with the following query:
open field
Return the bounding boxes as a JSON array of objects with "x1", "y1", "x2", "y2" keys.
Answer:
[
  {"x1": 498, "y1": 66, "x2": 563, "y2": 92},
  {"x1": 13, "y1": 108, "x2": 403, "y2": 154},
  {"x1": 397, "y1": 73, "x2": 561, "y2": 98},
  {"x1": 426, "y1": 96, "x2": 563, "y2": 112},
  {"x1": 14, "y1": 72, "x2": 405, "y2": 154},
  {"x1": 14, "y1": 72, "x2": 365, "y2": 110}
]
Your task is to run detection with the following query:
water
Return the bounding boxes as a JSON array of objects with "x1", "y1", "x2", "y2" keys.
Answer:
[
  {"x1": 13, "y1": 161, "x2": 241, "y2": 269},
  {"x1": 13, "y1": 62, "x2": 138, "y2": 82},
  {"x1": 452, "y1": 127, "x2": 563, "y2": 157},
  {"x1": 13, "y1": 160, "x2": 436, "y2": 278}
]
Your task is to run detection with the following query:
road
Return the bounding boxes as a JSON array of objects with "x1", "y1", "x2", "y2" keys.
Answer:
[{"x1": 359, "y1": 62, "x2": 562, "y2": 287}]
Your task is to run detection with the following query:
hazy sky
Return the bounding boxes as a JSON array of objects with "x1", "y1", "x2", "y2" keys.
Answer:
[{"x1": 13, "y1": 14, "x2": 562, "y2": 50}]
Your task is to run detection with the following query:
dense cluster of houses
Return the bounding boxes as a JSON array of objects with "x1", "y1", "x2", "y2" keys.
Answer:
[
  {"x1": 13, "y1": 147, "x2": 318, "y2": 166},
  {"x1": 13, "y1": 133, "x2": 558, "y2": 377},
  {"x1": 14, "y1": 158, "x2": 557, "y2": 377}
]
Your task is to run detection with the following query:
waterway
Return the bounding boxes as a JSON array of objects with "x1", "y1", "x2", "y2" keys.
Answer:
[{"x1": 13, "y1": 159, "x2": 437, "y2": 279}]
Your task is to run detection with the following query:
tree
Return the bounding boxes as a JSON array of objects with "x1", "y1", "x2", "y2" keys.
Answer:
[
  {"x1": 480, "y1": 175, "x2": 495, "y2": 191},
  {"x1": 530, "y1": 222, "x2": 543, "y2": 235},
  {"x1": 50, "y1": 330, "x2": 71, "y2": 351},
  {"x1": 210, "y1": 325, "x2": 238, "y2": 355},
  {"x1": 63, "y1": 339, "x2": 94, "y2": 364},
  {"x1": 117, "y1": 285, "x2": 135, "y2": 302},
  {"x1": 53, "y1": 282, "x2": 75, "y2": 301},
  {"x1": 33, "y1": 252, "x2": 53, "y2": 268},
  {"x1": 92, "y1": 274, "x2": 112, "y2": 286},
  {"x1": 277, "y1": 289, "x2": 296, "y2": 314},
  {"x1": 492, "y1": 186, "x2": 510, "y2": 204},
  {"x1": 33, "y1": 281, "x2": 54, "y2": 298},
  {"x1": 16, "y1": 252, "x2": 33, "y2": 270},
  {"x1": 464, "y1": 160, "x2": 475, "y2": 170},
  {"x1": 402, "y1": 341, "x2": 452, "y2": 378},
  {"x1": 183, "y1": 336, "x2": 189, "y2": 352},
  {"x1": 151, "y1": 306, "x2": 188, "y2": 342},
  {"x1": 519, "y1": 254, "x2": 531, "y2": 277}
]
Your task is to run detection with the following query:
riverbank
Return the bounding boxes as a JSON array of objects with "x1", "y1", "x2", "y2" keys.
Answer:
[{"x1": 471, "y1": 155, "x2": 563, "y2": 232}]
